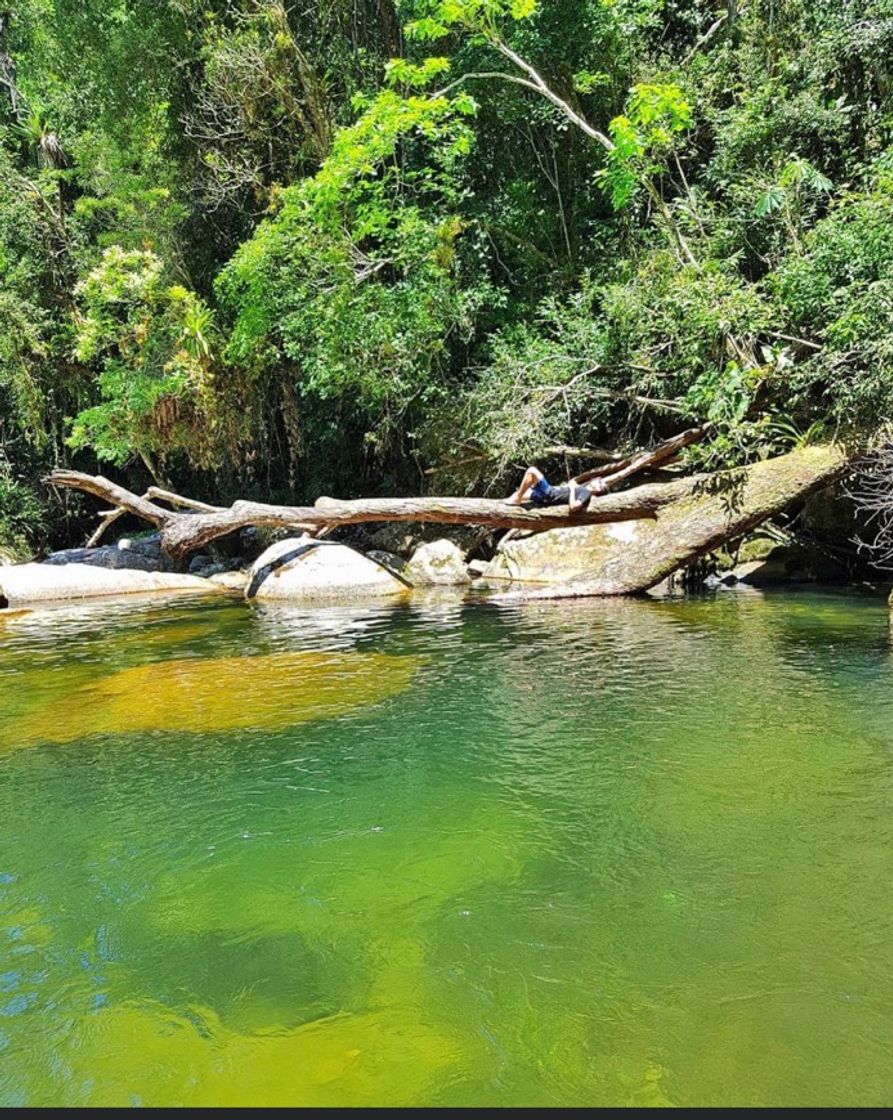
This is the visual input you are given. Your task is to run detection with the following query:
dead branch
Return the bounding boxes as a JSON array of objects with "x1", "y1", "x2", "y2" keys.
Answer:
[
  {"x1": 574, "y1": 425, "x2": 710, "y2": 487},
  {"x1": 844, "y1": 446, "x2": 893, "y2": 568},
  {"x1": 47, "y1": 469, "x2": 701, "y2": 561}
]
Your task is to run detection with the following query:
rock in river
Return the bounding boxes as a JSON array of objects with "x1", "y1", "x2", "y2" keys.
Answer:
[
  {"x1": 483, "y1": 522, "x2": 642, "y2": 585},
  {"x1": 245, "y1": 537, "x2": 408, "y2": 601},
  {"x1": 0, "y1": 562, "x2": 218, "y2": 607},
  {"x1": 43, "y1": 534, "x2": 179, "y2": 573},
  {"x1": 403, "y1": 539, "x2": 471, "y2": 587}
]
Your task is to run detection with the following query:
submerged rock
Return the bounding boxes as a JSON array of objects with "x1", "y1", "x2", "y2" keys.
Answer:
[
  {"x1": 246, "y1": 537, "x2": 408, "y2": 601},
  {"x1": 0, "y1": 562, "x2": 218, "y2": 607},
  {"x1": 403, "y1": 539, "x2": 471, "y2": 587},
  {"x1": 11, "y1": 649, "x2": 423, "y2": 747}
]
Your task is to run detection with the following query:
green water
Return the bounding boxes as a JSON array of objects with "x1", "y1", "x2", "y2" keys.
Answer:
[{"x1": 1, "y1": 589, "x2": 892, "y2": 1107}]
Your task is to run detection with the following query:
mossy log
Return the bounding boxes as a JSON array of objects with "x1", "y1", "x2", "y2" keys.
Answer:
[{"x1": 490, "y1": 443, "x2": 852, "y2": 597}]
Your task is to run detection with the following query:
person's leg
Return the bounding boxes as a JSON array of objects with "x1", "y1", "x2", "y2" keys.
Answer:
[{"x1": 506, "y1": 466, "x2": 544, "y2": 504}]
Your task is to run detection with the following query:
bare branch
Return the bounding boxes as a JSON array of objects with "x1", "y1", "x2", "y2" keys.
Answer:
[{"x1": 844, "y1": 446, "x2": 893, "y2": 568}]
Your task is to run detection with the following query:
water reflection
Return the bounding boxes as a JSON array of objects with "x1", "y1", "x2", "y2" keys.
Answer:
[{"x1": 250, "y1": 599, "x2": 404, "y2": 651}]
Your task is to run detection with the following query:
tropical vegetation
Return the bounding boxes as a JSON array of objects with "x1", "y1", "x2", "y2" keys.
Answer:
[{"x1": 2, "y1": 0, "x2": 892, "y2": 549}]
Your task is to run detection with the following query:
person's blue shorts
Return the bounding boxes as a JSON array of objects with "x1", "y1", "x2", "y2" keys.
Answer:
[
  {"x1": 530, "y1": 477, "x2": 553, "y2": 503},
  {"x1": 529, "y1": 477, "x2": 591, "y2": 508}
]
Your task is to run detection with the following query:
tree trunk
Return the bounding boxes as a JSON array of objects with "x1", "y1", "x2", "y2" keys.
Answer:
[
  {"x1": 488, "y1": 443, "x2": 852, "y2": 597},
  {"x1": 46, "y1": 469, "x2": 701, "y2": 561}
]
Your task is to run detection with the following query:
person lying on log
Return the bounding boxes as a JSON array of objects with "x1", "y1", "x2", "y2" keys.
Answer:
[{"x1": 506, "y1": 466, "x2": 608, "y2": 510}]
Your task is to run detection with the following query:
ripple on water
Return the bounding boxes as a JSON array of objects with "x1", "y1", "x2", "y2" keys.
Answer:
[{"x1": 1, "y1": 589, "x2": 893, "y2": 1106}]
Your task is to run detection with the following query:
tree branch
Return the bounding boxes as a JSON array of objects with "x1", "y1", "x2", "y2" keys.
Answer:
[{"x1": 46, "y1": 469, "x2": 702, "y2": 560}]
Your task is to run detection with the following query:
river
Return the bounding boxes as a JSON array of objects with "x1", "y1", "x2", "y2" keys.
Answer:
[{"x1": 1, "y1": 588, "x2": 891, "y2": 1106}]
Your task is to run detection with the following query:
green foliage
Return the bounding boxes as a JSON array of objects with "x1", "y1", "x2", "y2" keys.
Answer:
[
  {"x1": 0, "y1": 148, "x2": 63, "y2": 450},
  {"x1": 456, "y1": 254, "x2": 781, "y2": 477},
  {"x1": 601, "y1": 83, "x2": 692, "y2": 208},
  {"x1": 773, "y1": 166, "x2": 893, "y2": 427},
  {"x1": 69, "y1": 248, "x2": 219, "y2": 472},
  {"x1": 405, "y1": 1, "x2": 539, "y2": 42},
  {"x1": 0, "y1": 451, "x2": 47, "y2": 557},
  {"x1": 3, "y1": 0, "x2": 893, "y2": 540},
  {"x1": 385, "y1": 57, "x2": 452, "y2": 88},
  {"x1": 217, "y1": 82, "x2": 490, "y2": 462}
]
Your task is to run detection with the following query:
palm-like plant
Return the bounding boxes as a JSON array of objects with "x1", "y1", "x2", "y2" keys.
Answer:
[{"x1": 16, "y1": 105, "x2": 67, "y2": 169}]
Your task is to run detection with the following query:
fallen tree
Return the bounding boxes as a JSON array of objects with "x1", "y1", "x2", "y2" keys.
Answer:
[
  {"x1": 46, "y1": 427, "x2": 710, "y2": 560},
  {"x1": 44, "y1": 433, "x2": 855, "y2": 596},
  {"x1": 47, "y1": 468, "x2": 699, "y2": 560}
]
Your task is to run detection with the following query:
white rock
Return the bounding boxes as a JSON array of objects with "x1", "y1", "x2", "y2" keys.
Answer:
[
  {"x1": 0, "y1": 563, "x2": 219, "y2": 607},
  {"x1": 403, "y1": 539, "x2": 471, "y2": 586},
  {"x1": 483, "y1": 522, "x2": 653, "y2": 584},
  {"x1": 246, "y1": 537, "x2": 407, "y2": 601},
  {"x1": 208, "y1": 570, "x2": 249, "y2": 592}
]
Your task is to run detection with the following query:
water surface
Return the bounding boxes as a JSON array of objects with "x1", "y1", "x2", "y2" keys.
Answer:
[{"x1": 1, "y1": 589, "x2": 892, "y2": 1106}]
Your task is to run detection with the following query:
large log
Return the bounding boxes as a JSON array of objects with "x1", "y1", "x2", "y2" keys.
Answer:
[
  {"x1": 46, "y1": 427, "x2": 712, "y2": 559},
  {"x1": 488, "y1": 443, "x2": 852, "y2": 597},
  {"x1": 46, "y1": 469, "x2": 702, "y2": 560}
]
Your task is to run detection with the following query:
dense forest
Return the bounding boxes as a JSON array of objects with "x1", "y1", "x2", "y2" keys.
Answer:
[{"x1": 1, "y1": 0, "x2": 892, "y2": 557}]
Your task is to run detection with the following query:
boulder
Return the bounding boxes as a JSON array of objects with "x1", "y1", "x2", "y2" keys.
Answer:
[
  {"x1": 403, "y1": 539, "x2": 472, "y2": 587},
  {"x1": 208, "y1": 570, "x2": 249, "y2": 593},
  {"x1": 188, "y1": 553, "x2": 224, "y2": 576},
  {"x1": 245, "y1": 537, "x2": 408, "y2": 601},
  {"x1": 732, "y1": 535, "x2": 777, "y2": 565},
  {"x1": 483, "y1": 521, "x2": 642, "y2": 585},
  {"x1": 728, "y1": 544, "x2": 843, "y2": 585},
  {"x1": 114, "y1": 532, "x2": 167, "y2": 559},
  {"x1": 0, "y1": 562, "x2": 218, "y2": 608},
  {"x1": 366, "y1": 522, "x2": 494, "y2": 560},
  {"x1": 726, "y1": 558, "x2": 790, "y2": 586}
]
